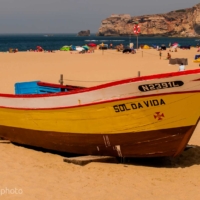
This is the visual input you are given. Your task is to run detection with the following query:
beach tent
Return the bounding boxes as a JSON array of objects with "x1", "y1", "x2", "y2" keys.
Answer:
[
  {"x1": 70, "y1": 45, "x2": 76, "y2": 51},
  {"x1": 180, "y1": 45, "x2": 190, "y2": 49},
  {"x1": 76, "y1": 47, "x2": 84, "y2": 51},
  {"x1": 88, "y1": 43, "x2": 97, "y2": 47},
  {"x1": 60, "y1": 46, "x2": 70, "y2": 51},
  {"x1": 123, "y1": 49, "x2": 132, "y2": 53},
  {"x1": 152, "y1": 45, "x2": 158, "y2": 49},
  {"x1": 143, "y1": 45, "x2": 150, "y2": 49},
  {"x1": 193, "y1": 58, "x2": 200, "y2": 63},
  {"x1": 82, "y1": 45, "x2": 89, "y2": 50},
  {"x1": 161, "y1": 44, "x2": 166, "y2": 50},
  {"x1": 193, "y1": 58, "x2": 200, "y2": 66},
  {"x1": 195, "y1": 55, "x2": 200, "y2": 60}
]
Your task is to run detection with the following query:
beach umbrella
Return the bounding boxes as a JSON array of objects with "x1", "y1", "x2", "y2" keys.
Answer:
[
  {"x1": 172, "y1": 43, "x2": 180, "y2": 47},
  {"x1": 36, "y1": 46, "x2": 43, "y2": 51},
  {"x1": 37, "y1": 46, "x2": 43, "y2": 50},
  {"x1": 172, "y1": 43, "x2": 178, "y2": 46},
  {"x1": 88, "y1": 43, "x2": 97, "y2": 47}
]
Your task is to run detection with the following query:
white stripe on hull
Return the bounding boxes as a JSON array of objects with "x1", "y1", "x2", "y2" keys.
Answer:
[{"x1": 0, "y1": 73, "x2": 199, "y2": 109}]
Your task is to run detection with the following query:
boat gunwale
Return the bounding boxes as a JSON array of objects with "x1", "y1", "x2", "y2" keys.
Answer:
[{"x1": 0, "y1": 69, "x2": 200, "y2": 99}]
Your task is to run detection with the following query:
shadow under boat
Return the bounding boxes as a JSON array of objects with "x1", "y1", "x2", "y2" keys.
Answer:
[
  {"x1": 119, "y1": 145, "x2": 200, "y2": 168},
  {"x1": 1, "y1": 139, "x2": 200, "y2": 168}
]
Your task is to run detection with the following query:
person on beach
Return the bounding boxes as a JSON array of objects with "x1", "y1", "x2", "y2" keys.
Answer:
[
  {"x1": 166, "y1": 52, "x2": 171, "y2": 60},
  {"x1": 179, "y1": 63, "x2": 185, "y2": 71},
  {"x1": 131, "y1": 49, "x2": 136, "y2": 54},
  {"x1": 116, "y1": 44, "x2": 123, "y2": 52},
  {"x1": 159, "y1": 50, "x2": 162, "y2": 59},
  {"x1": 13, "y1": 48, "x2": 18, "y2": 53}
]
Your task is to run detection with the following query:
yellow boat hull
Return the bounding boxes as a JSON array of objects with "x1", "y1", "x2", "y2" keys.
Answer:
[{"x1": 0, "y1": 92, "x2": 199, "y2": 157}]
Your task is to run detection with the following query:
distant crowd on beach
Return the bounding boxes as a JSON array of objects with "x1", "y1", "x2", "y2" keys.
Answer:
[
  {"x1": 9, "y1": 48, "x2": 18, "y2": 53},
  {"x1": 6, "y1": 41, "x2": 200, "y2": 71},
  {"x1": 8, "y1": 42, "x2": 200, "y2": 56}
]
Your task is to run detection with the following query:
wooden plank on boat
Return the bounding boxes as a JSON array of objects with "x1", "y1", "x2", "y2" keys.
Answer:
[
  {"x1": 63, "y1": 155, "x2": 117, "y2": 166},
  {"x1": 184, "y1": 145, "x2": 196, "y2": 151},
  {"x1": 0, "y1": 138, "x2": 10, "y2": 143}
]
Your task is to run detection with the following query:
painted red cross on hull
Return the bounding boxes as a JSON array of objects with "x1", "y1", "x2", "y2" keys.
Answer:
[{"x1": 154, "y1": 112, "x2": 165, "y2": 120}]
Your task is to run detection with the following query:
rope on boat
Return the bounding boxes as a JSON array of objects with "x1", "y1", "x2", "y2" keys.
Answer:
[{"x1": 63, "y1": 78, "x2": 123, "y2": 83}]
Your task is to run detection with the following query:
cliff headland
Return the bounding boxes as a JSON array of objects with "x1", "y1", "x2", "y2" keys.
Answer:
[{"x1": 97, "y1": 3, "x2": 200, "y2": 37}]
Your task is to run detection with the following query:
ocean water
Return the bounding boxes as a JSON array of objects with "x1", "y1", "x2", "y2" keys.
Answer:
[{"x1": 0, "y1": 34, "x2": 199, "y2": 52}]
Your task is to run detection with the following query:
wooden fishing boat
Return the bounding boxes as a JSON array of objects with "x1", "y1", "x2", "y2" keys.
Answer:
[{"x1": 1, "y1": 69, "x2": 200, "y2": 157}]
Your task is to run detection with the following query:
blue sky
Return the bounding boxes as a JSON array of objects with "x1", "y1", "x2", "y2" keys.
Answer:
[{"x1": 0, "y1": 0, "x2": 199, "y2": 33}]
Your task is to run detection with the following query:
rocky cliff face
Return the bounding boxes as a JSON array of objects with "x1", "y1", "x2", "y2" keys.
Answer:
[{"x1": 97, "y1": 3, "x2": 200, "y2": 37}]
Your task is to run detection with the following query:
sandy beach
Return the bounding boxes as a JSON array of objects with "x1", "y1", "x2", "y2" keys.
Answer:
[{"x1": 1, "y1": 48, "x2": 200, "y2": 200}]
